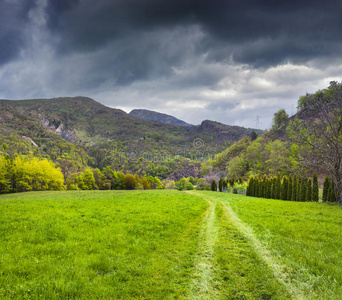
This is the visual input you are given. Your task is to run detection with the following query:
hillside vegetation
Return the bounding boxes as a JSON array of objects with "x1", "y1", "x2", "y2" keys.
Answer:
[
  {"x1": 204, "y1": 81, "x2": 342, "y2": 202},
  {"x1": 0, "y1": 97, "x2": 261, "y2": 180},
  {"x1": 129, "y1": 109, "x2": 193, "y2": 126}
]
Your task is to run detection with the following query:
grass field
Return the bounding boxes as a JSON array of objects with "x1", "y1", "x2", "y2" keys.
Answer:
[{"x1": 0, "y1": 190, "x2": 341, "y2": 299}]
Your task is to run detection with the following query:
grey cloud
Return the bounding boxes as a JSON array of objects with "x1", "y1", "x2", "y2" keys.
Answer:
[
  {"x1": 42, "y1": 0, "x2": 342, "y2": 69},
  {"x1": 1, "y1": 0, "x2": 342, "y2": 130},
  {"x1": 0, "y1": 1, "x2": 36, "y2": 65}
]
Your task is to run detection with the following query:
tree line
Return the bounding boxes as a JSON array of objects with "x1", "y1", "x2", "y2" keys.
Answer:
[
  {"x1": 245, "y1": 173, "x2": 337, "y2": 203},
  {"x1": 0, "y1": 155, "x2": 165, "y2": 194},
  {"x1": 65, "y1": 167, "x2": 164, "y2": 190},
  {"x1": 246, "y1": 174, "x2": 318, "y2": 201}
]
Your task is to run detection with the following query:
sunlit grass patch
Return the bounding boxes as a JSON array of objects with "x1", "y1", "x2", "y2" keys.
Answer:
[
  {"x1": 203, "y1": 191, "x2": 342, "y2": 299},
  {"x1": 0, "y1": 190, "x2": 207, "y2": 299}
]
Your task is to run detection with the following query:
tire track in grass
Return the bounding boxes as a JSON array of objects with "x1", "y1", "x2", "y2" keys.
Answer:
[
  {"x1": 202, "y1": 193, "x2": 306, "y2": 300},
  {"x1": 187, "y1": 193, "x2": 219, "y2": 299}
]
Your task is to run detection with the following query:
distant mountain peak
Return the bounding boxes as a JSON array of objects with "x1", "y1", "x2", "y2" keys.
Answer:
[{"x1": 129, "y1": 109, "x2": 193, "y2": 126}]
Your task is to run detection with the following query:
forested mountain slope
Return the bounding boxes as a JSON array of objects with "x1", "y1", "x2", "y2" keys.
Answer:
[
  {"x1": 1, "y1": 97, "x2": 262, "y2": 152},
  {"x1": 204, "y1": 81, "x2": 342, "y2": 191},
  {"x1": 0, "y1": 97, "x2": 262, "y2": 178}
]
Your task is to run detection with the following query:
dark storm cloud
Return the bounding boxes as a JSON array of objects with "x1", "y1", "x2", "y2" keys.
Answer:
[
  {"x1": 43, "y1": 0, "x2": 342, "y2": 68},
  {"x1": 1, "y1": 0, "x2": 342, "y2": 71},
  {"x1": 1, "y1": 0, "x2": 342, "y2": 129},
  {"x1": 0, "y1": 1, "x2": 36, "y2": 65}
]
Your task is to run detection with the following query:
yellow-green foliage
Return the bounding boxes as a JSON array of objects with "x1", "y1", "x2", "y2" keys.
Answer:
[
  {"x1": 206, "y1": 134, "x2": 302, "y2": 179},
  {"x1": 0, "y1": 155, "x2": 65, "y2": 193}
]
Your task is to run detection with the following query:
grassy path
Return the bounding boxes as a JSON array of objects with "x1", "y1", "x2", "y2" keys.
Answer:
[
  {"x1": 203, "y1": 192, "x2": 342, "y2": 299},
  {"x1": 219, "y1": 195, "x2": 305, "y2": 299},
  {"x1": 188, "y1": 192, "x2": 290, "y2": 299},
  {"x1": 188, "y1": 195, "x2": 219, "y2": 299}
]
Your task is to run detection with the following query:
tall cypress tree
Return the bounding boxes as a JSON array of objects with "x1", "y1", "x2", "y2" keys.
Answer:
[
  {"x1": 281, "y1": 176, "x2": 288, "y2": 200},
  {"x1": 223, "y1": 179, "x2": 227, "y2": 191},
  {"x1": 265, "y1": 178, "x2": 270, "y2": 199},
  {"x1": 306, "y1": 179, "x2": 312, "y2": 202},
  {"x1": 211, "y1": 180, "x2": 217, "y2": 191},
  {"x1": 287, "y1": 175, "x2": 293, "y2": 201},
  {"x1": 252, "y1": 177, "x2": 255, "y2": 196},
  {"x1": 275, "y1": 173, "x2": 281, "y2": 199},
  {"x1": 312, "y1": 173, "x2": 319, "y2": 202},
  {"x1": 322, "y1": 176, "x2": 330, "y2": 202},
  {"x1": 297, "y1": 177, "x2": 302, "y2": 202},
  {"x1": 249, "y1": 177, "x2": 254, "y2": 196},
  {"x1": 267, "y1": 178, "x2": 272, "y2": 199},
  {"x1": 271, "y1": 177, "x2": 276, "y2": 199},
  {"x1": 246, "y1": 179, "x2": 250, "y2": 196},
  {"x1": 299, "y1": 178, "x2": 306, "y2": 202},
  {"x1": 219, "y1": 177, "x2": 223, "y2": 192},
  {"x1": 258, "y1": 177, "x2": 263, "y2": 198},
  {"x1": 291, "y1": 176, "x2": 297, "y2": 201},
  {"x1": 262, "y1": 175, "x2": 267, "y2": 198},
  {"x1": 330, "y1": 180, "x2": 337, "y2": 202},
  {"x1": 249, "y1": 177, "x2": 253, "y2": 196}
]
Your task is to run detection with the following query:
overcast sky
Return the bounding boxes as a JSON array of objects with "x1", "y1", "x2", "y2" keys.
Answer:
[{"x1": 1, "y1": 0, "x2": 341, "y2": 129}]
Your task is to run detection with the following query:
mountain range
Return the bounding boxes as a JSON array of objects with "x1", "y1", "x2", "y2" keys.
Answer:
[{"x1": 0, "y1": 97, "x2": 263, "y2": 178}]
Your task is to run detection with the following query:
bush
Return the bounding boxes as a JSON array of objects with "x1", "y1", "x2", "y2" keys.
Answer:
[{"x1": 124, "y1": 174, "x2": 136, "y2": 190}]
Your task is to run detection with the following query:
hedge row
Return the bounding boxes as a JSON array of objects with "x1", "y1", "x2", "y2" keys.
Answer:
[{"x1": 246, "y1": 173, "x2": 319, "y2": 202}]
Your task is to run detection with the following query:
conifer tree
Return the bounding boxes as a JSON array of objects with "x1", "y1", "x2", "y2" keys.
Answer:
[
  {"x1": 219, "y1": 177, "x2": 223, "y2": 192},
  {"x1": 298, "y1": 178, "x2": 303, "y2": 201},
  {"x1": 275, "y1": 173, "x2": 281, "y2": 199},
  {"x1": 258, "y1": 177, "x2": 263, "y2": 198},
  {"x1": 268, "y1": 178, "x2": 273, "y2": 198},
  {"x1": 246, "y1": 179, "x2": 250, "y2": 196},
  {"x1": 251, "y1": 177, "x2": 256, "y2": 197},
  {"x1": 287, "y1": 176, "x2": 292, "y2": 201},
  {"x1": 250, "y1": 177, "x2": 255, "y2": 196},
  {"x1": 264, "y1": 177, "x2": 267, "y2": 198},
  {"x1": 291, "y1": 176, "x2": 297, "y2": 201},
  {"x1": 271, "y1": 177, "x2": 276, "y2": 199},
  {"x1": 253, "y1": 177, "x2": 258, "y2": 197},
  {"x1": 312, "y1": 173, "x2": 319, "y2": 202},
  {"x1": 281, "y1": 176, "x2": 288, "y2": 200},
  {"x1": 211, "y1": 180, "x2": 217, "y2": 191},
  {"x1": 296, "y1": 177, "x2": 300, "y2": 201},
  {"x1": 322, "y1": 176, "x2": 330, "y2": 202},
  {"x1": 265, "y1": 178, "x2": 270, "y2": 198},
  {"x1": 330, "y1": 180, "x2": 337, "y2": 202},
  {"x1": 299, "y1": 178, "x2": 306, "y2": 202},
  {"x1": 306, "y1": 179, "x2": 312, "y2": 202}
]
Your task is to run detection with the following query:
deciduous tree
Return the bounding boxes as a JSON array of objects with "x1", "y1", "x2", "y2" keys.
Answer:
[{"x1": 288, "y1": 82, "x2": 342, "y2": 203}]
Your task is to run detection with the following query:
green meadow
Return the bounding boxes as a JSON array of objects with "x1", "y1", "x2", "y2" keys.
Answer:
[{"x1": 1, "y1": 190, "x2": 342, "y2": 299}]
